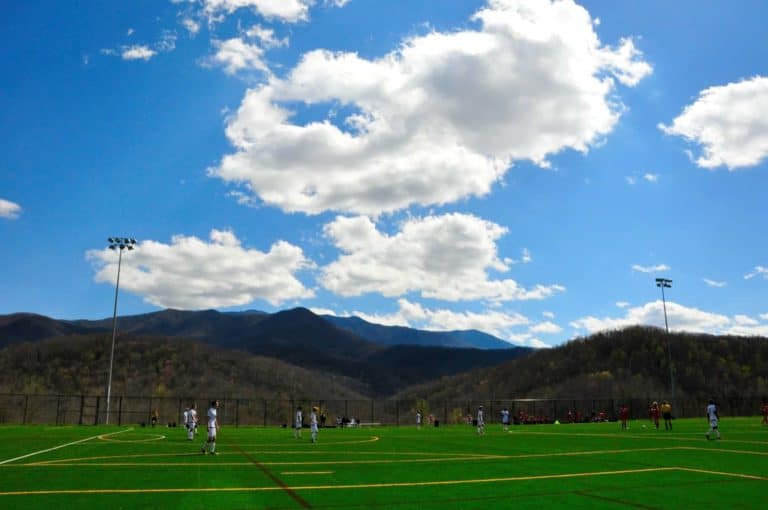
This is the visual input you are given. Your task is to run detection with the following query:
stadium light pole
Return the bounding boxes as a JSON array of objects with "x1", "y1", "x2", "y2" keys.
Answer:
[
  {"x1": 655, "y1": 278, "x2": 674, "y2": 401},
  {"x1": 105, "y1": 237, "x2": 136, "y2": 424}
]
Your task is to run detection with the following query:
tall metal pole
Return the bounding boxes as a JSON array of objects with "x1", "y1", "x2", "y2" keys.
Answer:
[
  {"x1": 104, "y1": 237, "x2": 136, "y2": 425},
  {"x1": 105, "y1": 248, "x2": 123, "y2": 425},
  {"x1": 656, "y1": 278, "x2": 674, "y2": 402},
  {"x1": 660, "y1": 283, "x2": 669, "y2": 334}
]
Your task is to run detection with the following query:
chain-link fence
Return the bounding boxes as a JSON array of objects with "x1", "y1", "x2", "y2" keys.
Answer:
[{"x1": 0, "y1": 394, "x2": 763, "y2": 426}]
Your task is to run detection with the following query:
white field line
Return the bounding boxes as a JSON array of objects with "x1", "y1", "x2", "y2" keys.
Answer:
[{"x1": 0, "y1": 428, "x2": 132, "y2": 466}]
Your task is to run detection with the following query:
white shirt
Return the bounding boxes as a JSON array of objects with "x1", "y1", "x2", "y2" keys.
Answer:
[
  {"x1": 296, "y1": 410, "x2": 303, "y2": 426},
  {"x1": 501, "y1": 410, "x2": 509, "y2": 423},
  {"x1": 188, "y1": 409, "x2": 197, "y2": 424},
  {"x1": 310, "y1": 411, "x2": 318, "y2": 426},
  {"x1": 707, "y1": 404, "x2": 718, "y2": 421},
  {"x1": 208, "y1": 407, "x2": 217, "y2": 428},
  {"x1": 183, "y1": 410, "x2": 189, "y2": 423},
  {"x1": 416, "y1": 412, "x2": 422, "y2": 424},
  {"x1": 477, "y1": 409, "x2": 484, "y2": 424}
]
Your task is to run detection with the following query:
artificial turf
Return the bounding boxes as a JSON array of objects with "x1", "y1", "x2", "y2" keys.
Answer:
[{"x1": 0, "y1": 418, "x2": 765, "y2": 509}]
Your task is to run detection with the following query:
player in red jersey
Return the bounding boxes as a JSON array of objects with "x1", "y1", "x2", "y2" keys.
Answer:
[
  {"x1": 761, "y1": 402, "x2": 768, "y2": 425},
  {"x1": 649, "y1": 401, "x2": 660, "y2": 429},
  {"x1": 619, "y1": 404, "x2": 629, "y2": 430}
]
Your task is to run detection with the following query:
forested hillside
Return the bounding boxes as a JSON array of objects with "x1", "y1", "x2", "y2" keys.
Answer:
[
  {"x1": 0, "y1": 334, "x2": 367, "y2": 400},
  {"x1": 398, "y1": 326, "x2": 768, "y2": 400}
]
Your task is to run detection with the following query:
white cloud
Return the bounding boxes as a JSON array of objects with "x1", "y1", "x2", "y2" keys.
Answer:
[
  {"x1": 616, "y1": 301, "x2": 630, "y2": 308},
  {"x1": 211, "y1": 0, "x2": 651, "y2": 215},
  {"x1": 506, "y1": 247, "x2": 532, "y2": 265},
  {"x1": 0, "y1": 198, "x2": 21, "y2": 219},
  {"x1": 320, "y1": 213, "x2": 565, "y2": 302},
  {"x1": 542, "y1": 311, "x2": 555, "y2": 319},
  {"x1": 121, "y1": 45, "x2": 157, "y2": 61},
  {"x1": 631, "y1": 264, "x2": 670, "y2": 274},
  {"x1": 245, "y1": 25, "x2": 288, "y2": 48},
  {"x1": 659, "y1": 76, "x2": 768, "y2": 170},
  {"x1": 761, "y1": 313, "x2": 768, "y2": 321},
  {"x1": 625, "y1": 176, "x2": 637, "y2": 185},
  {"x1": 310, "y1": 307, "x2": 337, "y2": 316},
  {"x1": 643, "y1": 173, "x2": 658, "y2": 182},
  {"x1": 87, "y1": 229, "x2": 315, "y2": 309},
  {"x1": 529, "y1": 321, "x2": 562, "y2": 334},
  {"x1": 571, "y1": 300, "x2": 768, "y2": 338},
  {"x1": 127, "y1": 28, "x2": 135, "y2": 36},
  {"x1": 182, "y1": 17, "x2": 201, "y2": 35},
  {"x1": 353, "y1": 298, "x2": 531, "y2": 345},
  {"x1": 733, "y1": 314, "x2": 758, "y2": 326},
  {"x1": 703, "y1": 278, "x2": 726, "y2": 288},
  {"x1": 209, "y1": 38, "x2": 269, "y2": 75},
  {"x1": 201, "y1": 0, "x2": 313, "y2": 22},
  {"x1": 745, "y1": 266, "x2": 768, "y2": 280},
  {"x1": 570, "y1": 300, "x2": 730, "y2": 334}
]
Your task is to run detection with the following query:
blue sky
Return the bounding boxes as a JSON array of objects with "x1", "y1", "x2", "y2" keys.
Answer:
[{"x1": 2, "y1": 0, "x2": 767, "y2": 347}]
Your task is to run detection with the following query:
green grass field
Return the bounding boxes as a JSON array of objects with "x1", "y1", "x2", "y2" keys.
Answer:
[{"x1": 0, "y1": 418, "x2": 765, "y2": 509}]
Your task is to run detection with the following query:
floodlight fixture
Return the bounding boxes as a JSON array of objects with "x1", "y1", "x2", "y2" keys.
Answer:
[
  {"x1": 654, "y1": 277, "x2": 674, "y2": 402},
  {"x1": 104, "y1": 236, "x2": 137, "y2": 425}
]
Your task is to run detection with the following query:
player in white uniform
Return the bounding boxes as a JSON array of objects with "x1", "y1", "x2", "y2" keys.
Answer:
[
  {"x1": 294, "y1": 406, "x2": 303, "y2": 438},
  {"x1": 477, "y1": 405, "x2": 485, "y2": 435},
  {"x1": 310, "y1": 406, "x2": 319, "y2": 443},
  {"x1": 705, "y1": 399, "x2": 721, "y2": 440},
  {"x1": 183, "y1": 407, "x2": 189, "y2": 436},
  {"x1": 201, "y1": 400, "x2": 219, "y2": 454},
  {"x1": 500, "y1": 407, "x2": 510, "y2": 432},
  {"x1": 187, "y1": 404, "x2": 198, "y2": 440},
  {"x1": 416, "y1": 410, "x2": 422, "y2": 429}
]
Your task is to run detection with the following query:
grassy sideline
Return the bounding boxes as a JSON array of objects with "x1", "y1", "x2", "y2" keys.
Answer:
[{"x1": 0, "y1": 418, "x2": 765, "y2": 509}]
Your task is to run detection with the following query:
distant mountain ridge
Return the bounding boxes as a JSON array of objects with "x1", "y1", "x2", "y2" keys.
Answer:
[
  {"x1": 322, "y1": 315, "x2": 513, "y2": 349},
  {"x1": 0, "y1": 308, "x2": 532, "y2": 396},
  {"x1": 1, "y1": 308, "x2": 515, "y2": 350}
]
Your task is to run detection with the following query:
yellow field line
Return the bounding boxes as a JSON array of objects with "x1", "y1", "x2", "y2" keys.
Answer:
[
  {"x1": 29, "y1": 449, "x2": 491, "y2": 465},
  {"x1": 677, "y1": 467, "x2": 768, "y2": 481},
  {"x1": 512, "y1": 430, "x2": 768, "y2": 446},
  {"x1": 228, "y1": 436, "x2": 381, "y2": 447},
  {"x1": 675, "y1": 446, "x2": 768, "y2": 456},
  {"x1": 0, "y1": 428, "x2": 133, "y2": 466},
  {"x1": 280, "y1": 471, "x2": 334, "y2": 475},
  {"x1": 10, "y1": 446, "x2": 688, "y2": 467},
  {"x1": 18, "y1": 456, "x2": 507, "y2": 468},
  {"x1": 97, "y1": 434, "x2": 165, "y2": 443},
  {"x1": 0, "y1": 467, "x2": 676, "y2": 496}
]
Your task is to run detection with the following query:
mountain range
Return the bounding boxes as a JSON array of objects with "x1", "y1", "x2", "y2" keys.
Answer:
[{"x1": 0, "y1": 308, "x2": 532, "y2": 396}]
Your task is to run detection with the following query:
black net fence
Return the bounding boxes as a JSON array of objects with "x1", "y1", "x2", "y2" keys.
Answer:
[{"x1": 0, "y1": 394, "x2": 764, "y2": 427}]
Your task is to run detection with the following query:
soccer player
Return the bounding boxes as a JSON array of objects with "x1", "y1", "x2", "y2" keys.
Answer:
[
  {"x1": 310, "y1": 406, "x2": 319, "y2": 443},
  {"x1": 294, "y1": 406, "x2": 303, "y2": 439},
  {"x1": 476, "y1": 405, "x2": 485, "y2": 435},
  {"x1": 619, "y1": 404, "x2": 629, "y2": 430},
  {"x1": 761, "y1": 402, "x2": 768, "y2": 426},
  {"x1": 187, "y1": 404, "x2": 198, "y2": 440},
  {"x1": 416, "y1": 410, "x2": 422, "y2": 429},
  {"x1": 649, "y1": 401, "x2": 660, "y2": 429},
  {"x1": 661, "y1": 401, "x2": 673, "y2": 430},
  {"x1": 705, "y1": 399, "x2": 721, "y2": 440},
  {"x1": 500, "y1": 407, "x2": 510, "y2": 432},
  {"x1": 201, "y1": 400, "x2": 220, "y2": 454},
  {"x1": 183, "y1": 407, "x2": 189, "y2": 435}
]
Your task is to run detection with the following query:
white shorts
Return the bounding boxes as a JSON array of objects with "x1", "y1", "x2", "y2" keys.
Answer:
[
  {"x1": 295, "y1": 422, "x2": 302, "y2": 429},
  {"x1": 208, "y1": 426, "x2": 217, "y2": 439},
  {"x1": 709, "y1": 418, "x2": 718, "y2": 429},
  {"x1": 311, "y1": 424, "x2": 318, "y2": 434}
]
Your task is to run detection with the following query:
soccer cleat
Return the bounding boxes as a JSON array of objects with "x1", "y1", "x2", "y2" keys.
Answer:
[
  {"x1": 201, "y1": 447, "x2": 206, "y2": 454},
  {"x1": 209, "y1": 451, "x2": 218, "y2": 455}
]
